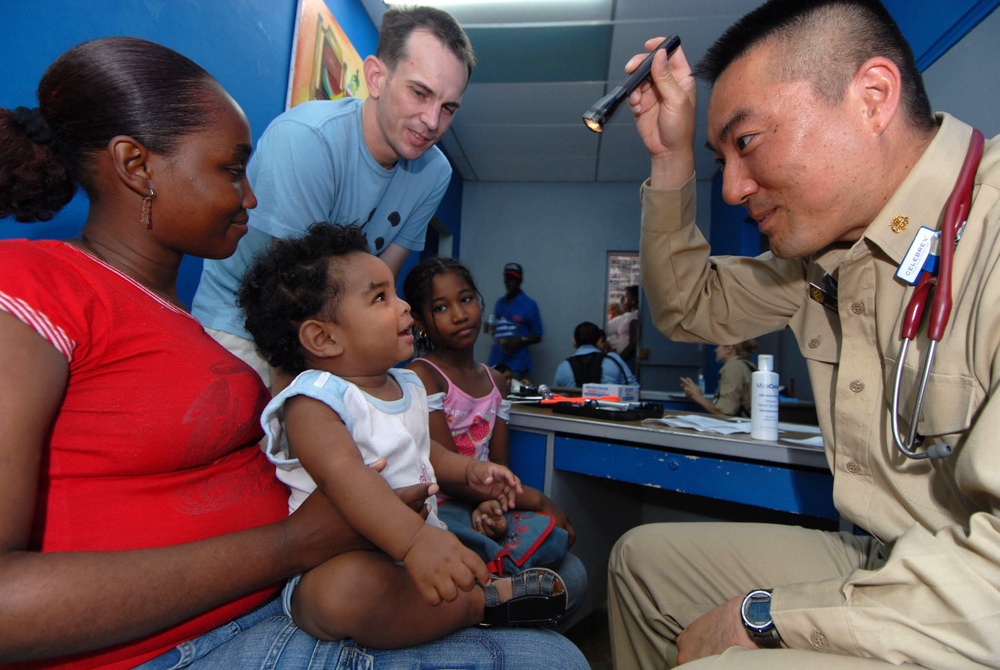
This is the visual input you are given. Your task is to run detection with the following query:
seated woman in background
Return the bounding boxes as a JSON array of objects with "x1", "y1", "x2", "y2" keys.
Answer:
[
  {"x1": 612, "y1": 285, "x2": 640, "y2": 369},
  {"x1": 0, "y1": 36, "x2": 587, "y2": 669},
  {"x1": 680, "y1": 340, "x2": 759, "y2": 418},
  {"x1": 604, "y1": 301, "x2": 624, "y2": 351}
]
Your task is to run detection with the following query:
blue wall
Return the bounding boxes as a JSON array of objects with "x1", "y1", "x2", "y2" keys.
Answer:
[{"x1": 884, "y1": 0, "x2": 1000, "y2": 69}]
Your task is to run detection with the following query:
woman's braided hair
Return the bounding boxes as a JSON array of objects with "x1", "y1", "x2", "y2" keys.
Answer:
[{"x1": 1, "y1": 36, "x2": 218, "y2": 222}]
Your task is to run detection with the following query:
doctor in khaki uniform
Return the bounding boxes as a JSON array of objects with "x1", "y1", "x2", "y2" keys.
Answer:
[{"x1": 608, "y1": 0, "x2": 1000, "y2": 668}]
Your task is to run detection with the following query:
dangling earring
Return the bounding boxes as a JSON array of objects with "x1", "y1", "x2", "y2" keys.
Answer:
[
  {"x1": 414, "y1": 327, "x2": 431, "y2": 351},
  {"x1": 141, "y1": 188, "x2": 155, "y2": 230}
]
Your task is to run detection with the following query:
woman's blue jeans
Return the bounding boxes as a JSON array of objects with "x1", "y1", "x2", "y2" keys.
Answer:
[{"x1": 136, "y1": 596, "x2": 589, "y2": 670}]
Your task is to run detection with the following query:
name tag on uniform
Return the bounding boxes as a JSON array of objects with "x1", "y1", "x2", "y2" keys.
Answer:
[{"x1": 896, "y1": 226, "x2": 939, "y2": 285}]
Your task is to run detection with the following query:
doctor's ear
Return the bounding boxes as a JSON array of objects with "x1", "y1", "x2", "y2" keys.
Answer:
[
  {"x1": 854, "y1": 56, "x2": 902, "y2": 134},
  {"x1": 299, "y1": 319, "x2": 344, "y2": 359}
]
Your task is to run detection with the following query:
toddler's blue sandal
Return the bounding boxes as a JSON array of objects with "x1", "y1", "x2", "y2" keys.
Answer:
[{"x1": 480, "y1": 567, "x2": 568, "y2": 628}]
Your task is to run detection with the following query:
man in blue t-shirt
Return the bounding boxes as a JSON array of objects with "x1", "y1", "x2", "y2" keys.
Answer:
[
  {"x1": 487, "y1": 263, "x2": 543, "y2": 380},
  {"x1": 192, "y1": 6, "x2": 475, "y2": 388}
]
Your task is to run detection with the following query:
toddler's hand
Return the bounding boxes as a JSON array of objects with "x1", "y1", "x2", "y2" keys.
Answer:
[
  {"x1": 472, "y1": 500, "x2": 508, "y2": 539},
  {"x1": 466, "y1": 460, "x2": 522, "y2": 510},
  {"x1": 401, "y1": 524, "x2": 489, "y2": 605}
]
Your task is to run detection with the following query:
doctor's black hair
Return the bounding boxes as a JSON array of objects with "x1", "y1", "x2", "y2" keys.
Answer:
[
  {"x1": 238, "y1": 223, "x2": 370, "y2": 376},
  {"x1": 402, "y1": 255, "x2": 485, "y2": 355},
  {"x1": 695, "y1": 0, "x2": 935, "y2": 133}
]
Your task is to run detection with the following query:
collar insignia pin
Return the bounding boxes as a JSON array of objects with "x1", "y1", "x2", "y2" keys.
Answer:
[{"x1": 889, "y1": 214, "x2": 909, "y2": 233}]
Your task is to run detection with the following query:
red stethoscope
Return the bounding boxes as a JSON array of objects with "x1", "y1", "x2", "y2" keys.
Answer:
[{"x1": 891, "y1": 128, "x2": 985, "y2": 460}]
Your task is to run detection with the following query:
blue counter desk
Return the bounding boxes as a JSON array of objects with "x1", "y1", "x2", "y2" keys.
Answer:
[{"x1": 507, "y1": 404, "x2": 837, "y2": 617}]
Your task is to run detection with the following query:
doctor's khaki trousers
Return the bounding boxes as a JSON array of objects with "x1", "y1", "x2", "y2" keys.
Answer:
[{"x1": 608, "y1": 522, "x2": 906, "y2": 670}]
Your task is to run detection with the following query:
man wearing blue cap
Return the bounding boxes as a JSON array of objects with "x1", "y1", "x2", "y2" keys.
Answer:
[{"x1": 486, "y1": 262, "x2": 543, "y2": 381}]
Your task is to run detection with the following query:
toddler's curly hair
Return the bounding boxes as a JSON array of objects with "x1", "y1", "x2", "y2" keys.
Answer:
[{"x1": 238, "y1": 223, "x2": 369, "y2": 376}]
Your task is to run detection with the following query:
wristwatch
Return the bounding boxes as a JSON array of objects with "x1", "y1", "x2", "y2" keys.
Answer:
[{"x1": 741, "y1": 589, "x2": 783, "y2": 649}]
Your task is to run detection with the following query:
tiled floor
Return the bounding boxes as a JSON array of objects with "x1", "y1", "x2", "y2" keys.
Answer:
[{"x1": 564, "y1": 603, "x2": 612, "y2": 669}]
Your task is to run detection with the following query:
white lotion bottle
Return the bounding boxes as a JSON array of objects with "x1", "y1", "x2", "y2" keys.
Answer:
[{"x1": 750, "y1": 354, "x2": 779, "y2": 441}]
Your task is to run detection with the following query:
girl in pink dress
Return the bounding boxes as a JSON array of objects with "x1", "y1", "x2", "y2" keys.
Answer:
[{"x1": 403, "y1": 258, "x2": 588, "y2": 629}]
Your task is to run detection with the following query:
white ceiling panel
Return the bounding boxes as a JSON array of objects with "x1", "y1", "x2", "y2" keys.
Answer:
[
  {"x1": 470, "y1": 151, "x2": 598, "y2": 182},
  {"x1": 453, "y1": 122, "x2": 599, "y2": 156},
  {"x1": 613, "y1": 0, "x2": 762, "y2": 21},
  {"x1": 417, "y1": 0, "x2": 615, "y2": 25},
  {"x1": 452, "y1": 81, "x2": 605, "y2": 126}
]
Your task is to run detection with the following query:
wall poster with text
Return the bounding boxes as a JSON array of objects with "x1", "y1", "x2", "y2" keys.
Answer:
[{"x1": 606, "y1": 251, "x2": 640, "y2": 310}]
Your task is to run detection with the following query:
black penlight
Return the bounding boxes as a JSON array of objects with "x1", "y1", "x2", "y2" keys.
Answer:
[{"x1": 582, "y1": 35, "x2": 681, "y2": 133}]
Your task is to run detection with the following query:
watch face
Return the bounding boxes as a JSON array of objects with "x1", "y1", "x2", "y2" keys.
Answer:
[
  {"x1": 743, "y1": 590, "x2": 781, "y2": 648},
  {"x1": 745, "y1": 595, "x2": 771, "y2": 627}
]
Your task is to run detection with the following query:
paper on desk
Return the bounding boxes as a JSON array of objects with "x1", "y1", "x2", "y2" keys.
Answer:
[
  {"x1": 643, "y1": 414, "x2": 751, "y2": 435},
  {"x1": 781, "y1": 435, "x2": 825, "y2": 447}
]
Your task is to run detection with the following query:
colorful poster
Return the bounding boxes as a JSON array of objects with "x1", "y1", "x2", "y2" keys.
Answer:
[
  {"x1": 287, "y1": 0, "x2": 368, "y2": 109},
  {"x1": 607, "y1": 251, "x2": 640, "y2": 307}
]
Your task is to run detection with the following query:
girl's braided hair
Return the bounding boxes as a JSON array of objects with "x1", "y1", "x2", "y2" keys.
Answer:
[{"x1": 402, "y1": 256, "x2": 484, "y2": 355}]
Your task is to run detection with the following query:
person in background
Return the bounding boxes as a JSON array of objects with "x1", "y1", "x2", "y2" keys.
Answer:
[
  {"x1": 192, "y1": 5, "x2": 475, "y2": 389},
  {"x1": 494, "y1": 363, "x2": 535, "y2": 395},
  {"x1": 238, "y1": 225, "x2": 569, "y2": 646},
  {"x1": 493, "y1": 363, "x2": 514, "y2": 396},
  {"x1": 608, "y1": 0, "x2": 1000, "y2": 668},
  {"x1": 596, "y1": 328, "x2": 613, "y2": 353},
  {"x1": 680, "y1": 339, "x2": 758, "y2": 417},
  {"x1": 402, "y1": 255, "x2": 589, "y2": 631},
  {"x1": 553, "y1": 321, "x2": 637, "y2": 388},
  {"x1": 613, "y1": 284, "x2": 640, "y2": 369},
  {"x1": 486, "y1": 262, "x2": 543, "y2": 380},
  {"x1": 0, "y1": 35, "x2": 587, "y2": 670},
  {"x1": 605, "y1": 301, "x2": 625, "y2": 351}
]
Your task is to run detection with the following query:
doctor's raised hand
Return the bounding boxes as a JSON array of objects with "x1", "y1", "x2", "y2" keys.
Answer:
[{"x1": 626, "y1": 38, "x2": 698, "y2": 189}]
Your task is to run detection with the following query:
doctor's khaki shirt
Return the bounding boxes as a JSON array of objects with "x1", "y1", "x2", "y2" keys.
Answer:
[{"x1": 639, "y1": 114, "x2": 1000, "y2": 668}]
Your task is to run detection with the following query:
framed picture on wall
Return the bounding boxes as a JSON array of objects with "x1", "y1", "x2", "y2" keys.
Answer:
[
  {"x1": 606, "y1": 251, "x2": 641, "y2": 364},
  {"x1": 606, "y1": 251, "x2": 640, "y2": 313},
  {"x1": 287, "y1": 0, "x2": 369, "y2": 109}
]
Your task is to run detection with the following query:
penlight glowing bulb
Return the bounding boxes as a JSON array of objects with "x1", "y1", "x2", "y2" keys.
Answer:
[{"x1": 582, "y1": 35, "x2": 680, "y2": 133}]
